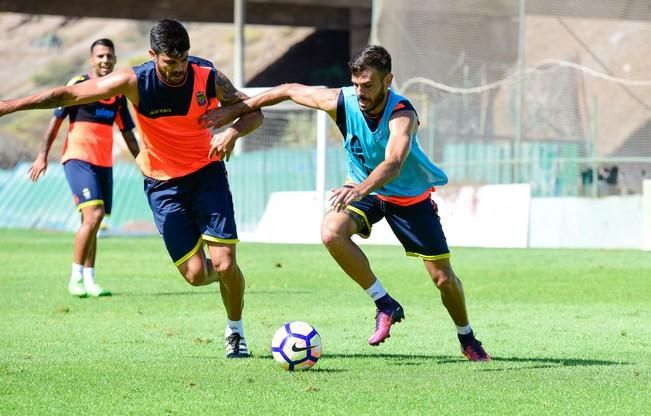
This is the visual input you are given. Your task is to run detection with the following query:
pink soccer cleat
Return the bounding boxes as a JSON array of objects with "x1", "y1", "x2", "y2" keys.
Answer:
[
  {"x1": 368, "y1": 305, "x2": 405, "y2": 346},
  {"x1": 461, "y1": 338, "x2": 491, "y2": 362}
]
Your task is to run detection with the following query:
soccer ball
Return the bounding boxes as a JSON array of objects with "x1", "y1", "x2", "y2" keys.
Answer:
[{"x1": 271, "y1": 321, "x2": 322, "y2": 371}]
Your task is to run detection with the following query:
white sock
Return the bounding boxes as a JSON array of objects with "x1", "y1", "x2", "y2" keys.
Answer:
[
  {"x1": 365, "y1": 278, "x2": 387, "y2": 301},
  {"x1": 83, "y1": 267, "x2": 96, "y2": 288},
  {"x1": 71, "y1": 263, "x2": 84, "y2": 282},
  {"x1": 225, "y1": 319, "x2": 244, "y2": 337},
  {"x1": 456, "y1": 324, "x2": 473, "y2": 335}
]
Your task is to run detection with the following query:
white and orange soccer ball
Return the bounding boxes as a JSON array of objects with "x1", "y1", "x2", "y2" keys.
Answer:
[{"x1": 271, "y1": 321, "x2": 322, "y2": 371}]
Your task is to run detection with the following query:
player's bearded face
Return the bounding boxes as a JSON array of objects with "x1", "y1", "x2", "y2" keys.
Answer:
[
  {"x1": 89, "y1": 45, "x2": 116, "y2": 78},
  {"x1": 352, "y1": 69, "x2": 391, "y2": 115},
  {"x1": 152, "y1": 51, "x2": 190, "y2": 85}
]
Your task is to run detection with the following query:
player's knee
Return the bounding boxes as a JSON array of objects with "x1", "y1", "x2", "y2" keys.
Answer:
[
  {"x1": 321, "y1": 222, "x2": 346, "y2": 247},
  {"x1": 429, "y1": 267, "x2": 454, "y2": 290},
  {"x1": 321, "y1": 230, "x2": 348, "y2": 248},
  {"x1": 212, "y1": 257, "x2": 235, "y2": 277},
  {"x1": 432, "y1": 271, "x2": 452, "y2": 289},
  {"x1": 179, "y1": 257, "x2": 210, "y2": 286},
  {"x1": 183, "y1": 268, "x2": 207, "y2": 286},
  {"x1": 320, "y1": 227, "x2": 336, "y2": 247},
  {"x1": 82, "y1": 208, "x2": 104, "y2": 227},
  {"x1": 426, "y1": 261, "x2": 455, "y2": 289}
]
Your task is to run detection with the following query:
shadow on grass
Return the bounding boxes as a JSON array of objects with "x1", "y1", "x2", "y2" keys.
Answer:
[
  {"x1": 476, "y1": 356, "x2": 629, "y2": 371},
  {"x1": 321, "y1": 353, "x2": 628, "y2": 369},
  {"x1": 110, "y1": 291, "x2": 213, "y2": 297},
  {"x1": 111, "y1": 288, "x2": 315, "y2": 297},
  {"x1": 186, "y1": 353, "x2": 626, "y2": 373},
  {"x1": 304, "y1": 368, "x2": 347, "y2": 373},
  {"x1": 189, "y1": 354, "x2": 348, "y2": 372},
  {"x1": 246, "y1": 289, "x2": 315, "y2": 295}
]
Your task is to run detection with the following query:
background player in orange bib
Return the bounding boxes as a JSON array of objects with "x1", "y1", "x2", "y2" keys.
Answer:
[{"x1": 28, "y1": 39, "x2": 139, "y2": 298}]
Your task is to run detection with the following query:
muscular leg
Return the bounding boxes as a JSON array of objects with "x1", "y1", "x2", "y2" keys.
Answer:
[
  {"x1": 176, "y1": 242, "x2": 242, "y2": 321},
  {"x1": 68, "y1": 205, "x2": 109, "y2": 296},
  {"x1": 424, "y1": 259, "x2": 490, "y2": 361},
  {"x1": 424, "y1": 258, "x2": 469, "y2": 326},
  {"x1": 321, "y1": 209, "x2": 403, "y2": 346},
  {"x1": 84, "y1": 231, "x2": 97, "y2": 268},
  {"x1": 425, "y1": 258, "x2": 490, "y2": 360},
  {"x1": 320, "y1": 210, "x2": 376, "y2": 289},
  {"x1": 176, "y1": 241, "x2": 248, "y2": 358},
  {"x1": 74, "y1": 205, "x2": 104, "y2": 266},
  {"x1": 208, "y1": 242, "x2": 244, "y2": 321}
]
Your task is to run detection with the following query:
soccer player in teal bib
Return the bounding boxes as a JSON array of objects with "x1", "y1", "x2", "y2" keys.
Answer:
[{"x1": 201, "y1": 45, "x2": 490, "y2": 361}]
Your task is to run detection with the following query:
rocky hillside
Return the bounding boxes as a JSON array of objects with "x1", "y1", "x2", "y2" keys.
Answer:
[{"x1": 0, "y1": 12, "x2": 314, "y2": 167}]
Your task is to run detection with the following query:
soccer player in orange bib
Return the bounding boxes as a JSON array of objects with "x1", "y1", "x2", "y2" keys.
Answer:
[
  {"x1": 2, "y1": 20, "x2": 263, "y2": 358},
  {"x1": 28, "y1": 39, "x2": 139, "y2": 298}
]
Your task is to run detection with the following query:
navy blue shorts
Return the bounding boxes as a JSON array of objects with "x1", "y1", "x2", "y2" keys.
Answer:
[
  {"x1": 345, "y1": 195, "x2": 450, "y2": 260},
  {"x1": 144, "y1": 161, "x2": 239, "y2": 266},
  {"x1": 63, "y1": 159, "x2": 113, "y2": 214}
]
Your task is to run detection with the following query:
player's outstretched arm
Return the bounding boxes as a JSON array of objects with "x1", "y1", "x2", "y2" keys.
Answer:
[
  {"x1": 247, "y1": 83, "x2": 339, "y2": 115},
  {"x1": 201, "y1": 83, "x2": 340, "y2": 130},
  {"x1": 0, "y1": 68, "x2": 136, "y2": 117}
]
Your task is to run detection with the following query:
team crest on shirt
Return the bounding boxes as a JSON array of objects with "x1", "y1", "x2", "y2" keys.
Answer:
[
  {"x1": 82, "y1": 188, "x2": 91, "y2": 200},
  {"x1": 196, "y1": 91, "x2": 207, "y2": 106}
]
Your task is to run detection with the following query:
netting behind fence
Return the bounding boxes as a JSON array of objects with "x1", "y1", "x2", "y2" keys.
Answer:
[
  {"x1": 222, "y1": 103, "x2": 346, "y2": 232},
  {"x1": 372, "y1": 0, "x2": 651, "y2": 196}
]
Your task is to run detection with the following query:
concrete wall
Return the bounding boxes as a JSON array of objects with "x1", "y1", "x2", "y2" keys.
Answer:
[
  {"x1": 529, "y1": 196, "x2": 644, "y2": 249},
  {"x1": 248, "y1": 187, "x2": 650, "y2": 250}
]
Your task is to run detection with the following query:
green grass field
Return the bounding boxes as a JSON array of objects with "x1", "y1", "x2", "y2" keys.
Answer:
[{"x1": 1, "y1": 229, "x2": 649, "y2": 415}]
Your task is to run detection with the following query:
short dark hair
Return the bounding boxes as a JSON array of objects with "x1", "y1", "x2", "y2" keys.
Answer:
[
  {"x1": 90, "y1": 38, "x2": 115, "y2": 54},
  {"x1": 150, "y1": 19, "x2": 190, "y2": 57},
  {"x1": 348, "y1": 45, "x2": 392, "y2": 76}
]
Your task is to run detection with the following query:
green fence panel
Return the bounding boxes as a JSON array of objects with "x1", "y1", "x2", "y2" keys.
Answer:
[{"x1": 0, "y1": 147, "x2": 349, "y2": 233}]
